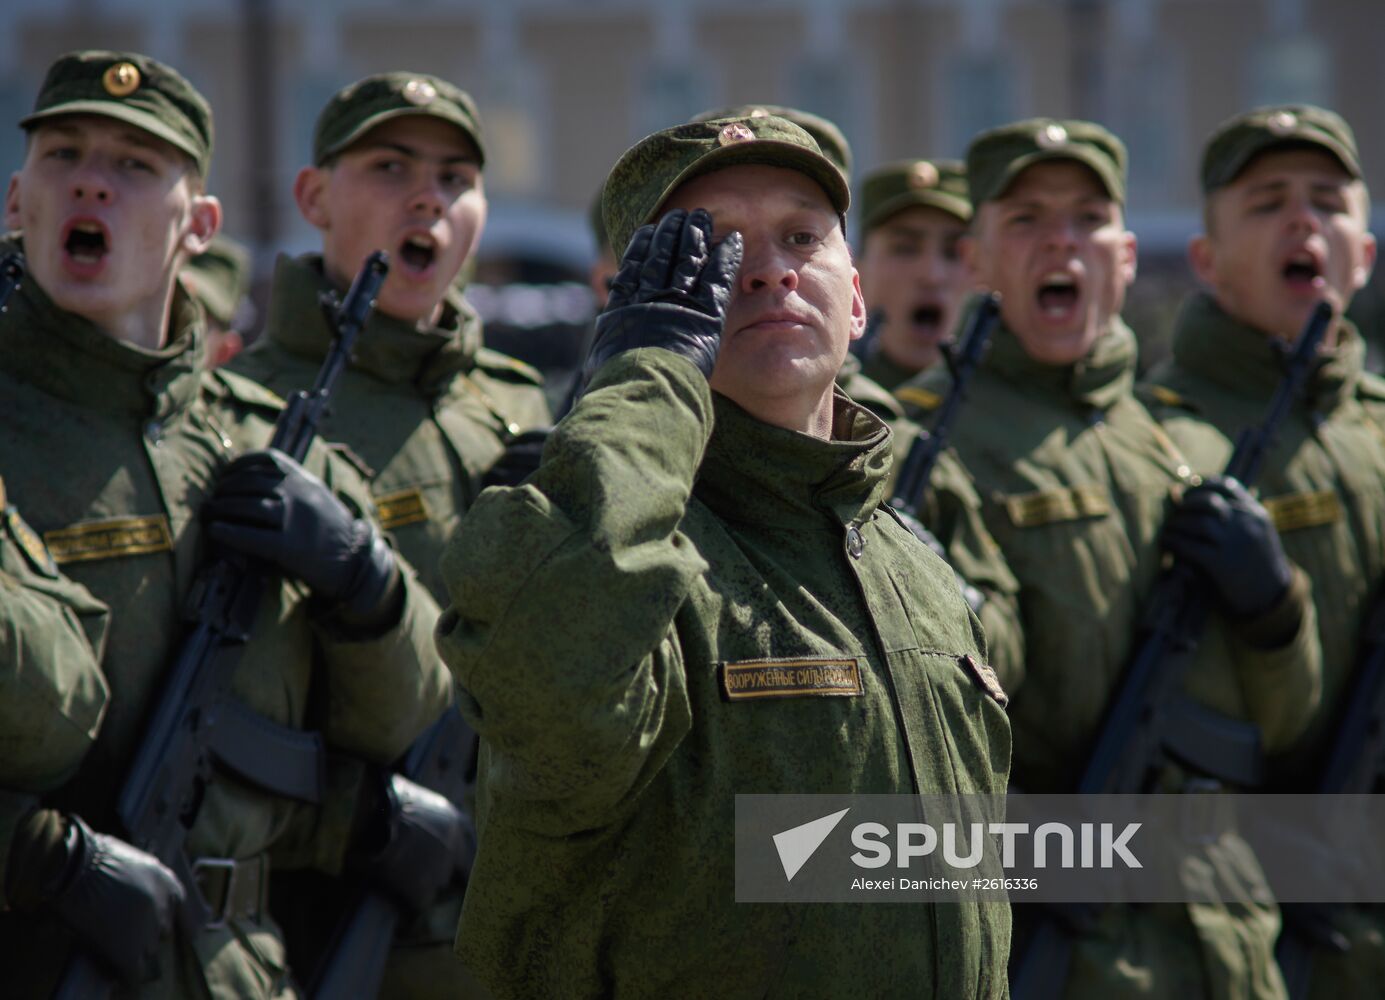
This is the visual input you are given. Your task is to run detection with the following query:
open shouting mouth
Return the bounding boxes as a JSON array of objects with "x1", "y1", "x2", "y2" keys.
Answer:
[
  {"x1": 397, "y1": 232, "x2": 438, "y2": 277},
  {"x1": 1036, "y1": 270, "x2": 1080, "y2": 322},
  {"x1": 62, "y1": 217, "x2": 110, "y2": 278}
]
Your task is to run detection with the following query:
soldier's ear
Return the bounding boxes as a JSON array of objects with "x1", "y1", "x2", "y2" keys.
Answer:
[
  {"x1": 847, "y1": 268, "x2": 868, "y2": 342},
  {"x1": 294, "y1": 166, "x2": 330, "y2": 230},
  {"x1": 1119, "y1": 230, "x2": 1138, "y2": 286},
  {"x1": 1188, "y1": 233, "x2": 1217, "y2": 289},
  {"x1": 4, "y1": 173, "x2": 21, "y2": 231},
  {"x1": 1353, "y1": 231, "x2": 1377, "y2": 292},
  {"x1": 183, "y1": 194, "x2": 222, "y2": 257}
]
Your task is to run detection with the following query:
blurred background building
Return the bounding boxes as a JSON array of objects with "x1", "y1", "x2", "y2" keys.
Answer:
[{"x1": 2, "y1": 0, "x2": 1381, "y2": 379}]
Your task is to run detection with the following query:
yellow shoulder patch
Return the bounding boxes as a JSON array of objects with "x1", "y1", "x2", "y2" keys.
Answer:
[
  {"x1": 374, "y1": 486, "x2": 431, "y2": 531},
  {"x1": 896, "y1": 385, "x2": 944, "y2": 411},
  {"x1": 1147, "y1": 384, "x2": 1185, "y2": 408},
  {"x1": 474, "y1": 348, "x2": 544, "y2": 387},
  {"x1": 1261, "y1": 490, "x2": 1343, "y2": 533},
  {"x1": 44, "y1": 515, "x2": 174, "y2": 565},
  {"x1": 1003, "y1": 483, "x2": 1112, "y2": 528},
  {"x1": 208, "y1": 370, "x2": 287, "y2": 413}
]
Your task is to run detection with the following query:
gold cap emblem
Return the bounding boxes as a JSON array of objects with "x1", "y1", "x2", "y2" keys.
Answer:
[
  {"x1": 1266, "y1": 110, "x2": 1298, "y2": 136},
  {"x1": 1036, "y1": 123, "x2": 1068, "y2": 149},
  {"x1": 718, "y1": 123, "x2": 756, "y2": 146},
  {"x1": 103, "y1": 62, "x2": 141, "y2": 98},
  {"x1": 908, "y1": 161, "x2": 939, "y2": 189},
  {"x1": 401, "y1": 78, "x2": 437, "y2": 106}
]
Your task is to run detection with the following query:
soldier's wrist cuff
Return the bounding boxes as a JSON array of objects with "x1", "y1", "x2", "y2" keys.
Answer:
[{"x1": 1234, "y1": 565, "x2": 1308, "y2": 650}]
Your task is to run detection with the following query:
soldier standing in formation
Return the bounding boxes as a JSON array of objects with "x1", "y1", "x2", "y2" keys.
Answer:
[
  {"x1": 434, "y1": 114, "x2": 1013, "y2": 998},
  {"x1": 898, "y1": 118, "x2": 1322, "y2": 997},
  {"x1": 1142, "y1": 104, "x2": 1385, "y2": 1000},
  {"x1": 0, "y1": 51, "x2": 456, "y2": 996},
  {"x1": 856, "y1": 158, "x2": 975, "y2": 391},
  {"x1": 229, "y1": 71, "x2": 552, "y2": 997}
]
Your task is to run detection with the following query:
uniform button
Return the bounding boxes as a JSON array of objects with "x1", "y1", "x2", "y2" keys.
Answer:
[
  {"x1": 145, "y1": 419, "x2": 163, "y2": 445},
  {"x1": 846, "y1": 526, "x2": 864, "y2": 559},
  {"x1": 1176, "y1": 464, "x2": 1191, "y2": 480}
]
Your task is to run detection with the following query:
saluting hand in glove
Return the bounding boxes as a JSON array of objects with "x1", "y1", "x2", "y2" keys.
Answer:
[{"x1": 580, "y1": 207, "x2": 743, "y2": 389}]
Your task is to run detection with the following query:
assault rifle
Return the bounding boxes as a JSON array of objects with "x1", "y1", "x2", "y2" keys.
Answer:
[
  {"x1": 310, "y1": 705, "x2": 475, "y2": 999},
  {"x1": 56, "y1": 251, "x2": 391, "y2": 998},
  {"x1": 888, "y1": 293, "x2": 1000, "y2": 518},
  {"x1": 1010, "y1": 300, "x2": 1333, "y2": 1000}
]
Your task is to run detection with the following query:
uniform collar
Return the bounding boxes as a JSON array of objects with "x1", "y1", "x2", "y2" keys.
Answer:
[
  {"x1": 983, "y1": 315, "x2": 1137, "y2": 413},
  {"x1": 266, "y1": 253, "x2": 481, "y2": 391},
  {"x1": 694, "y1": 388, "x2": 891, "y2": 530},
  {"x1": 0, "y1": 238, "x2": 205, "y2": 418},
  {"x1": 1172, "y1": 292, "x2": 1363, "y2": 414}
]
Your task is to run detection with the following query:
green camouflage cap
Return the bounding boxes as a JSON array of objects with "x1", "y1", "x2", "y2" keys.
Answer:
[
  {"x1": 602, "y1": 115, "x2": 851, "y2": 258},
  {"x1": 967, "y1": 118, "x2": 1127, "y2": 206},
  {"x1": 1201, "y1": 104, "x2": 1363, "y2": 193},
  {"x1": 182, "y1": 235, "x2": 251, "y2": 327},
  {"x1": 313, "y1": 71, "x2": 485, "y2": 167},
  {"x1": 692, "y1": 104, "x2": 853, "y2": 175},
  {"x1": 20, "y1": 50, "x2": 213, "y2": 176},
  {"x1": 859, "y1": 159, "x2": 971, "y2": 233}
]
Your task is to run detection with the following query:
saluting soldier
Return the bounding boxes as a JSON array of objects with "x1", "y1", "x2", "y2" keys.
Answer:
[
  {"x1": 0, "y1": 51, "x2": 456, "y2": 997},
  {"x1": 436, "y1": 114, "x2": 1012, "y2": 998},
  {"x1": 1141, "y1": 105, "x2": 1385, "y2": 1000},
  {"x1": 689, "y1": 103, "x2": 907, "y2": 423},
  {"x1": 856, "y1": 158, "x2": 974, "y2": 391},
  {"x1": 897, "y1": 118, "x2": 1322, "y2": 998}
]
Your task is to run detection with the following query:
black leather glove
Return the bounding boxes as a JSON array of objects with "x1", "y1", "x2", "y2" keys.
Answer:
[
  {"x1": 355, "y1": 773, "x2": 471, "y2": 913},
  {"x1": 1162, "y1": 475, "x2": 1293, "y2": 619},
  {"x1": 893, "y1": 510, "x2": 987, "y2": 615},
  {"x1": 11, "y1": 811, "x2": 185, "y2": 984},
  {"x1": 580, "y1": 208, "x2": 743, "y2": 388},
  {"x1": 203, "y1": 449, "x2": 400, "y2": 627},
  {"x1": 481, "y1": 427, "x2": 552, "y2": 490}
]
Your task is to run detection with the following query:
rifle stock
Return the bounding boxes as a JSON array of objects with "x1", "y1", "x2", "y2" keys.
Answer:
[
  {"x1": 54, "y1": 252, "x2": 389, "y2": 998},
  {"x1": 1011, "y1": 300, "x2": 1332, "y2": 999}
]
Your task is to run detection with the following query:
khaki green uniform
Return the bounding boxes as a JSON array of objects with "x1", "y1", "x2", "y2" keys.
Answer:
[
  {"x1": 0, "y1": 478, "x2": 110, "y2": 900},
  {"x1": 1143, "y1": 294, "x2": 1385, "y2": 998},
  {"x1": 898, "y1": 319, "x2": 1322, "y2": 999},
  {"x1": 842, "y1": 359, "x2": 1024, "y2": 684},
  {"x1": 436, "y1": 348, "x2": 1013, "y2": 999},
  {"x1": 232, "y1": 254, "x2": 550, "y2": 598},
  {"x1": 231, "y1": 253, "x2": 548, "y2": 993},
  {"x1": 837, "y1": 350, "x2": 906, "y2": 423},
  {"x1": 0, "y1": 263, "x2": 452, "y2": 999}
]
